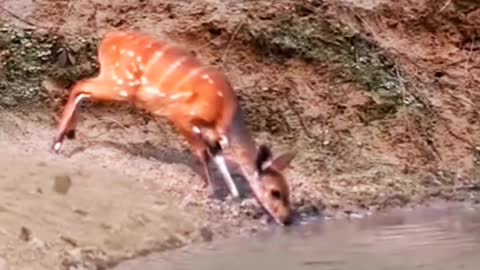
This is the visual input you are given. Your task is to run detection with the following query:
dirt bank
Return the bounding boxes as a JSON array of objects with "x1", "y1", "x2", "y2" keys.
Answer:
[{"x1": 1, "y1": 0, "x2": 480, "y2": 269}]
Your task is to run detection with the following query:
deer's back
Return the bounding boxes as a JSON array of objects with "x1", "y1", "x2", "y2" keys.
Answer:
[{"x1": 97, "y1": 31, "x2": 237, "y2": 129}]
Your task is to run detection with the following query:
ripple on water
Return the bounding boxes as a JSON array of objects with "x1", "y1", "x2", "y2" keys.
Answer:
[{"x1": 113, "y1": 203, "x2": 480, "y2": 270}]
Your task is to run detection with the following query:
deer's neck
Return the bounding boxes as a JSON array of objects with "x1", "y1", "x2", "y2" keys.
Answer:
[{"x1": 227, "y1": 107, "x2": 259, "y2": 180}]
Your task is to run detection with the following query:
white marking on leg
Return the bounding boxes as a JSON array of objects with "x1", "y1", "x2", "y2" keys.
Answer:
[
  {"x1": 213, "y1": 155, "x2": 239, "y2": 198},
  {"x1": 55, "y1": 93, "x2": 90, "y2": 150},
  {"x1": 219, "y1": 135, "x2": 229, "y2": 149},
  {"x1": 53, "y1": 142, "x2": 62, "y2": 152}
]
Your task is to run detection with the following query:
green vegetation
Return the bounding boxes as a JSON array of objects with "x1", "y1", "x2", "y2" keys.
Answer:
[
  {"x1": 245, "y1": 15, "x2": 418, "y2": 122},
  {"x1": 0, "y1": 24, "x2": 99, "y2": 107}
]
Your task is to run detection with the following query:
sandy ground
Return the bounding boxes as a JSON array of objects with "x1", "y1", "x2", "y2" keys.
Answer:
[
  {"x1": 0, "y1": 111, "x2": 270, "y2": 270},
  {"x1": 1, "y1": 0, "x2": 480, "y2": 269}
]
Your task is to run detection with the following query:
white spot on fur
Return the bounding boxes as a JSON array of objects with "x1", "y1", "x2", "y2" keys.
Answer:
[
  {"x1": 127, "y1": 50, "x2": 135, "y2": 57},
  {"x1": 192, "y1": 126, "x2": 200, "y2": 134},
  {"x1": 219, "y1": 136, "x2": 229, "y2": 149},
  {"x1": 115, "y1": 62, "x2": 120, "y2": 68},
  {"x1": 120, "y1": 49, "x2": 126, "y2": 55},
  {"x1": 129, "y1": 81, "x2": 140, "y2": 87},
  {"x1": 53, "y1": 142, "x2": 62, "y2": 152},
  {"x1": 141, "y1": 77, "x2": 149, "y2": 85},
  {"x1": 125, "y1": 70, "x2": 135, "y2": 80},
  {"x1": 120, "y1": 90, "x2": 128, "y2": 97},
  {"x1": 136, "y1": 56, "x2": 142, "y2": 63},
  {"x1": 201, "y1": 74, "x2": 214, "y2": 84},
  {"x1": 117, "y1": 79, "x2": 124, "y2": 86},
  {"x1": 217, "y1": 91, "x2": 224, "y2": 97}
]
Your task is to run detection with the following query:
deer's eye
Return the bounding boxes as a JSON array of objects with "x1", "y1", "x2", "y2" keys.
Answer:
[{"x1": 270, "y1": 189, "x2": 282, "y2": 200}]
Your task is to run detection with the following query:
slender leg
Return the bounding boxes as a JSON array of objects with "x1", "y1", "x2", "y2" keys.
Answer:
[
  {"x1": 212, "y1": 153, "x2": 240, "y2": 198},
  {"x1": 52, "y1": 78, "x2": 127, "y2": 153},
  {"x1": 174, "y1": 124, "x2": 217, "y2": 196},
  {"x1": 195, "y1": 146, "x2": 213, "y2": 189},
  {"x1": 52, "y1": 92, "x2": 91, "y2": 152},
  {"x1": 202, "y1": 135, "x2": 240, "y2": 198}
]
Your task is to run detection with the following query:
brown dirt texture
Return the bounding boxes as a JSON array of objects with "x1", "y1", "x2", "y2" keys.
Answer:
[{"x1": 1, "y1": 0, "x2": 480, "y2": 269}]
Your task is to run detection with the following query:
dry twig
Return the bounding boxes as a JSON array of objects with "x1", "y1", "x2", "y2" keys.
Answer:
[{"x1": 221, "y1": 19, "x2": 246, "y2": 69}]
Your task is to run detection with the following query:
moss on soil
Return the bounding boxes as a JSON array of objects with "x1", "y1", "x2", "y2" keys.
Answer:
[
  {"x1": 244, "y1": 15, "x2": 421, "y2": 123},
  {"x1": 0, "y1": 24, "x2": 99, "y2": 108}
]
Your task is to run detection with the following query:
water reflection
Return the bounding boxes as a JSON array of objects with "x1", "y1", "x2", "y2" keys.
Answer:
[{"x1": 114, "y1": 203, "x2": 480, "y2": 270}]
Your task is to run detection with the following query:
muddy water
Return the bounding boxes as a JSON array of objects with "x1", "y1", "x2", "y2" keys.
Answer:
[{"x1": 115, "y1": 203, "x2": 480, "y2": 270}]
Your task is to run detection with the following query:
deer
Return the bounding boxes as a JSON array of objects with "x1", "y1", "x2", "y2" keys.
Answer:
[{"x1": 51, "y1": 31, "x2": 296, "y2": 225}]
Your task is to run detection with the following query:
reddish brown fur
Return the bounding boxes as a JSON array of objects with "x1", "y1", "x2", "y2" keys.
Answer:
[{"x1": 52, "y1": 31, "x2": 296, "y2": 225}]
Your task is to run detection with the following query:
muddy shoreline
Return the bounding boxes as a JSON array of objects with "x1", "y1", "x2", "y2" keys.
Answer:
[{"x1": 1, "y1": 0, "x2": 480, "y2": 269}]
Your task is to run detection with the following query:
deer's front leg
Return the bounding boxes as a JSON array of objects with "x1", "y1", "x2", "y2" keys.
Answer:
[
  {"x1": 52, "y1": 79, "x2": 128, "y2": 153},
  {"x1": 52, "y1": 91, "x2": 91, "y2": 153},
  {"x1": 197, "y1": 131, "x2": 240, "y2": 199}
]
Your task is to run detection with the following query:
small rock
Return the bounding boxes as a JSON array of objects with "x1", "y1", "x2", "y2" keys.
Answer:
[
  {"x1": 240, "y1": 198, "x2": 259, "y2": 208},
  {"x1": 53, "y1": 175, "x2": 72, "y2": 195},
  {"x1": 61, "y1": 235, "x2": 78, "y2": 247},
  {"x1": 199, "y1": 227, "x2": 214, "y2": 242},
  {"x1": 30, "y1": 237, "x2": 47, "y2": 250},
  {"x1": 19, "y1": 226, "x2": 31, "y2": 242}
]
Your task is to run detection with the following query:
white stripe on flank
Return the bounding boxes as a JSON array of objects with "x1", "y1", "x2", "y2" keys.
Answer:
[
  {"x1": 144, "y1": 86, "x2": 166, "y2": 97},
  {"x1": 156, "y1": 55, "x2": 189, "y2": 86},
  {"x1": 170, "y1": 66, "x2": 205, "y2": 92},
  {"x1": 169, "y1": 92, "x2": 193, "y2": 101},
  {"x1": 143, "y1": 45, "x2": 171, "y2": 73}
]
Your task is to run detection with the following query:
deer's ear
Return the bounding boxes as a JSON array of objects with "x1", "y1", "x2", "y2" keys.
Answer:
[
  {"x1": 269, "y1": 151, "x2": 296, "y2": 172},
  {"x1": 255, "y1": 144, "x2": 273, "y2": 172}
]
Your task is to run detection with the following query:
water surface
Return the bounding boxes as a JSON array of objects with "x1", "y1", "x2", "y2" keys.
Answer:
[{"x1": 114, "y1": 202, "x2": 480, "y2": 270}]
